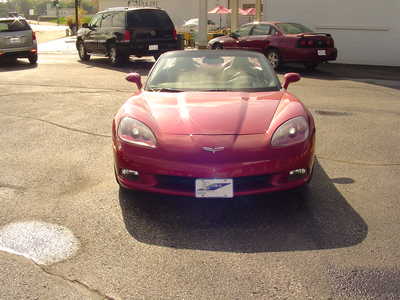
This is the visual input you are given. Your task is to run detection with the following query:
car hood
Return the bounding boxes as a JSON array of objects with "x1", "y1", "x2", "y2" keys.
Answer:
[{"x1": 128, "y1": 91, "x2": 284, "y2": 135}]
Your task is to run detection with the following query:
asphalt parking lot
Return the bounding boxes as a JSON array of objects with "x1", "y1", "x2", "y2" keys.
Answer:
[{"x1": 0, "y1": 50, "x2": 400, "y2": 299}]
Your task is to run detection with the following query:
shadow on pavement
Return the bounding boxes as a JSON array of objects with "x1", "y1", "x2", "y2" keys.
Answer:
[
  {"x1": 277, "y1": 63, "x2": 400, "y2": 91},
  {"x1": 0, "y1": 58, "x2": 37, "y2": 72},
  {"x1": 119, "y1": 161, "x2": 368, "y2": 253},
  {"x1": 78, "y1": 56, "x2": 154, "y2": 76}
]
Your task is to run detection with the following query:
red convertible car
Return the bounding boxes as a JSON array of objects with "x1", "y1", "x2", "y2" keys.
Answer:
[
  {"x1": 113, "y1": 50, "x2": 315, "y2": 198},
  {"x1": 208, "y1": 22, "x2": 337, "y2": 70}
]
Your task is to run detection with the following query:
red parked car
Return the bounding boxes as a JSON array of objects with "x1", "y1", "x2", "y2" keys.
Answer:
[
  {"x1": 113, "y1": 50, "x2": 315, "y2": 198},
  {"x1": 208, "y1": 22, "x2": 337, "y2": 70}
]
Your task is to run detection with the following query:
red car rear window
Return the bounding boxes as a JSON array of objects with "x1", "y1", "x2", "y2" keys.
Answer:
[{"x1": 277, "y1": 23, "x2": 313, "y2": 34}]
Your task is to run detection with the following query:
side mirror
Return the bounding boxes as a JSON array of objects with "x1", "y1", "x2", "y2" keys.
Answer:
[
  {"x1": 126, "y1": 73, "x2": 142, "y2": 90},
  {"x1": 283, "y1": 73, "x2": 301, "y2": 89},
  {"x1": 82, "y1": 23, "x2": 89, "y2": 28}
]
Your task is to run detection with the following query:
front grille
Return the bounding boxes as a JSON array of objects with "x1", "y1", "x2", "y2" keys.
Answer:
[{"x1": 156, "y1": 174, "x2": 272, "y2": 193}]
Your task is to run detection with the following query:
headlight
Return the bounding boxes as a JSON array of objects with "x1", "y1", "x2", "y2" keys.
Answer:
[
  {"x1": 271, "y1": 116, "x2": 309, "y2": 147},
  {"x1": 117, "y1": 117, "x2": 157, "y2": 148}
]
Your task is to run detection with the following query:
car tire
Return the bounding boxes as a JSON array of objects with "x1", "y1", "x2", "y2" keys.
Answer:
[
  {"x1": 213, "y1": 43, "x2": 223, "y2": 50},
  {"x1": 77, "y1": 41, "x2": 90, "y2": 61},
  {"x1": 108, "y1": 43, "x2": 126, "y2": 66},
  {"x1": 304, "y1": 62, "x2": 319, "y2": 71},
  {"x1": 28, "y1": 54, "x2": 38, "y2": 65},
  {"x1": 266, "y1": 49, "x2": 281, "y2": 70}
]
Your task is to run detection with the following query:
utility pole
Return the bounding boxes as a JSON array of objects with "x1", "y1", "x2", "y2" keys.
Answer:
[
  {"x1": 75, "y1": 0, "x2": 79, "y2": 32},
  {"x1": 197, "y1": 0, "x2": 208, "y2": 49},
  {"x1": 230, "y1": 0, "x2": 238, "y2": 32},
  {"x1": 255, "y1": 0, "x2": 262, "y2": 22},
  {"x1": 56, "y1": 3, "x2": 60, "y2": 25},
  {"x1": 52, "y1": 0, "x2": 60, "y2": 25}
]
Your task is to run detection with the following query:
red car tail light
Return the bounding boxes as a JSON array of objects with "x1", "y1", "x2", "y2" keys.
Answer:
[
  {"x1": 123, "y1": 30, "x2": 131, "y2": 42},
  {"x1": 172, "y1": 28, "x2": 177, "y2": 40},
  {"x1": 298, "y1": 38, "x2": 321, "y2": 48},
  {"x1": 299, "y1": 39, "x2": 307, "y2": 47},
  {"x1": 32, "y1": 31, "x2": 36, "y2": 41}
]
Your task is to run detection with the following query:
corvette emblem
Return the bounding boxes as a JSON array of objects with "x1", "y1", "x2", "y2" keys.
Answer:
[{"x1": 202, "y1": 146, "x2": 225, "y2": 154}]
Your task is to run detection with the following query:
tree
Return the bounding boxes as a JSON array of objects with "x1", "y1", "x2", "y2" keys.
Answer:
[
  {"x1": 6, "y1": 0, "x2": 34, "y2": 17},
  {"x1": 61, "y1": 0, "x2": 96, "y2": 13}
]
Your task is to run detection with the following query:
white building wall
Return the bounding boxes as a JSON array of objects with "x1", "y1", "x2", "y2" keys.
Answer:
[{"x1": 264, "y1": 0, "x2": 400, "y2": 66}]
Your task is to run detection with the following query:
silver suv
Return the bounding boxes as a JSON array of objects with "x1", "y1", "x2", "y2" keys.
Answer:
[{"x1": 0, "y1": 17, "x2": 38, "y2": 64}]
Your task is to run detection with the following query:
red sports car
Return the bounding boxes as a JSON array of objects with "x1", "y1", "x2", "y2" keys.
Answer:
[
  {"x1": 208, "y1": 22, "x2": 337, "y2": 70},
  {"x1": 113, "y1": 50, "x2": 315, "y2": 198}
]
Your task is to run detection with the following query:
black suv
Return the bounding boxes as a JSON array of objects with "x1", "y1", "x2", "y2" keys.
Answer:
[
  {"x1": 0, "y1": 17, "x2": 38, "y2": 64},
  {"x1": 76, "y1": 7, "x2": 179, "y2": 65}
]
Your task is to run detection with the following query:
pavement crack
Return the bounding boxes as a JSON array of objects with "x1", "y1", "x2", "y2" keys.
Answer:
[
  {"x1": 0, "y1": 111, "x2": 111, "y2": 138},
  {"x1": 310, "y1": 106, "x2": 400, "y2": 117},
  {"x1": 33, "y1": 262, "x2": 116, "y2": 300},
  {"x1": 0, "y1": 182, "x2": 25, "y2": 190},
  {"x1": 318, "y1": 155, "x2": 400, "y2": 167}
]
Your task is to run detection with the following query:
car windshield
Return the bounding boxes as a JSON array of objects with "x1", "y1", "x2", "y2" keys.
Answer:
[
  {"x1": 277, "y1": 23, "x2": 314, "y2": 34},
  {"x1": 0, "y1": 19, "x2": 30, "y2": 32},
  {"x1": 145, "y1": 51, "x2": 281, "y2": 92}
]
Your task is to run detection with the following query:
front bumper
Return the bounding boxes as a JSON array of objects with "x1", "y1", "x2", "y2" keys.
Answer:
[{"x1": 113, "y1": 134, "x2": 316, "y2": 197}]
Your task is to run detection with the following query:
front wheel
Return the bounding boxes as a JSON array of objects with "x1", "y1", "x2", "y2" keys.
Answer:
[
  {"x1": 266, "y1": 49, "x2": 281, "y2": 70},
  {"x1": 77, "y1": 41, "x2": 90, "y2": 61}
]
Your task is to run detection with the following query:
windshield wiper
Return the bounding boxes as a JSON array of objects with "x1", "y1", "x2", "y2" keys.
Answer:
[{"x1": 146, "y1": 88, "x2": 184, "y2": 93}]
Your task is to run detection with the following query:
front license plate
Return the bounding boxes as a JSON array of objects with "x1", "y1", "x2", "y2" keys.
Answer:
[
  {"x1": 149, "y1": 44, "x2": 158, "y2": 51},
  {"x1": 317, "y1": 50, "x2": 326, "y2": 56},
  {"x1": 195, "y1": 178, "x2": 233, "y2": 198}
]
